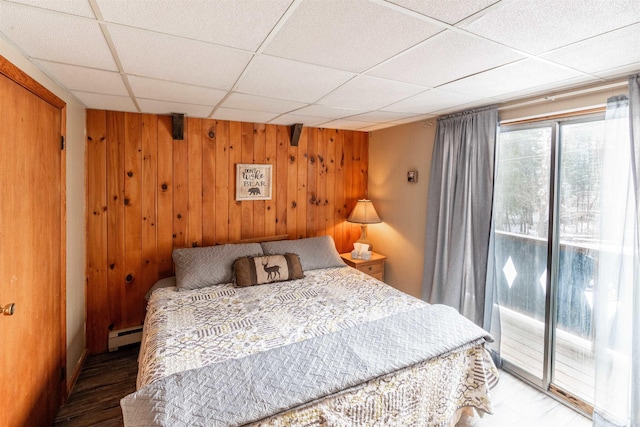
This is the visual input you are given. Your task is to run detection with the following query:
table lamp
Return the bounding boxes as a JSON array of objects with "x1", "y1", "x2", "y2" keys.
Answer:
[{"x1": 347, "y1": 199, "x2": 382, "y2": 252}]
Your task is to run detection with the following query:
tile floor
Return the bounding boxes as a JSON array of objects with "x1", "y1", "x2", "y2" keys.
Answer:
[{"x1": 479, "y1": 370, "x2": 592, "y2": 427}]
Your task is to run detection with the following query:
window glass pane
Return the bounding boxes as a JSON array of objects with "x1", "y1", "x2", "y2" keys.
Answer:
[
  {"x1": 494, "y1": 126, "x2": 552, "y2": 380},
  {"x1": 558, "y1": 120, "x2": 604, "y2": 241},
  {"x1": 494, "y1": 127, "x2": 552, "y2": 238},
  {"x1": 553, "y1": 119, "x2": 603, "y2": 403}
]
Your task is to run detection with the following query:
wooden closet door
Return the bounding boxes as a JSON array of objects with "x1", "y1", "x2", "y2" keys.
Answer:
[{"x1": 0, "y1": 59, "x2": 64, "y2": 426}]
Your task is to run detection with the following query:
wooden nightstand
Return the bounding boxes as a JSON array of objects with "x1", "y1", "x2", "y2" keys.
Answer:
[{"x1": 340, "y1": 252, "x2": 386, "y2": 281}]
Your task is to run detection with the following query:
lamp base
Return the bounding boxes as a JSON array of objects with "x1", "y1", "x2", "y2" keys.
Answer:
[{"x1": 355, "y1": 224, "x2": 373, "y2": 252}]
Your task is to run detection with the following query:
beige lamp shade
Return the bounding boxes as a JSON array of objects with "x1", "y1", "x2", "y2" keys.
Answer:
[
  {"x1": 347, "y1": 200, "x2": 381, "y2": 251},
  {"x1": 347, "y1": 199, "x2": 381, "y2": 224}
]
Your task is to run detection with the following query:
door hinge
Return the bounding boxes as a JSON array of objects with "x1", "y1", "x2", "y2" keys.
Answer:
[
  {"x1": 60, "y1": 366, "x2": 66, "y2": 381},
  {"x1": 61, "y1": 136, "x2": 65, "y2": 150}
]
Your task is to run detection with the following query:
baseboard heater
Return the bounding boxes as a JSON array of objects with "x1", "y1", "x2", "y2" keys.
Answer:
[{"x1": 108, "y1": 325, "x2": 143, "y2": 352}]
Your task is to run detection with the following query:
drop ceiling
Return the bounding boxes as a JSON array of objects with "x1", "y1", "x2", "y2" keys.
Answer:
[{"x1": 1, "y1": 0, "x2": 639, "y2": 131}]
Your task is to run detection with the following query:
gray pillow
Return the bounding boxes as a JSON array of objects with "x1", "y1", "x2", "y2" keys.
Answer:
[
  {"x1": 172, "y1": 243, "x2": 263, "y2": 290},
  {"x1": 144, "y1": 276, "x2": 176, "y2": 301},
  {"x1": 261, "y1": 236, "x2": 345, "y2": 271}
]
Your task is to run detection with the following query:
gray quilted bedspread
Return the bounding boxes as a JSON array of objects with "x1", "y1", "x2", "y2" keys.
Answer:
[{"x1": 121, "y1": 304, "x2": 491, "y2": 427}]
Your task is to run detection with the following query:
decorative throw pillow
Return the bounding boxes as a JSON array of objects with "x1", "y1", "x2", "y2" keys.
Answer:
[
  {"x1": 261, "y1": 235, "x2": 345, "y2": 271},
  {"x1": 172, "y1": 243, "x2": 263, "y2": 290},
  {"x1": 234, "y1": 253, "x2": 304, "y2": 287}
]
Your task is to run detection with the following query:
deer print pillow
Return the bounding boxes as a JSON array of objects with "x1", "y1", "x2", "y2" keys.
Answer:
[{"x1": 233, "y1": 253, "x2": 304, "y2": 287}]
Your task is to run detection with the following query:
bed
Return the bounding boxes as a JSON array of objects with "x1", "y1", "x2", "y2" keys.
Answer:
[{"x1": 121, "y1": 236, "x2": 498, "y2": 426}]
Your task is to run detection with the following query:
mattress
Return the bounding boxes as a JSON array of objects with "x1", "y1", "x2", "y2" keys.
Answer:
[{"x1": 123, "y1": 266, "x2": 497, "y2": 426}]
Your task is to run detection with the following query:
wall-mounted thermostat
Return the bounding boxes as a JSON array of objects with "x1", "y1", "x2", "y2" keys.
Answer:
[{"x1": 408, "y1": 170, "x2": 418, "y2": 183}]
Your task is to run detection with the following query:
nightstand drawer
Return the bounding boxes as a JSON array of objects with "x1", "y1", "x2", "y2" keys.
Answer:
[
  {"x1": 368, "y1": 271, "x2": 384, "y2": 281},
  {"x1": 339, "y1": 252, "x2": 386, "y2": 282},
  {"x1": 357, "y1": 263, "x2": 382, "y2": 276}
]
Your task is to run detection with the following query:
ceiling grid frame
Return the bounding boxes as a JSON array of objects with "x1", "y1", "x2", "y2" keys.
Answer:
[{"x1": 0, "y1": 0, "x2": 636, "y2": 130}]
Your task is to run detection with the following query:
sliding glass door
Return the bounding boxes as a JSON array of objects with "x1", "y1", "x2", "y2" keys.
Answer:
[{"x1": 492, "y1": 115, "x2": 604, "y2": 409}]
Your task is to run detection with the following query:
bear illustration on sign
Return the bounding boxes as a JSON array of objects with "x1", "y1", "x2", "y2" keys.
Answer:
[{"x1": 248, "y1": 188, "x2": 261, "y2": 195}]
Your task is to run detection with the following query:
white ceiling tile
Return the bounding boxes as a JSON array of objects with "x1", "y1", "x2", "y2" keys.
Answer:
[
  {"x1": 542, "y1": 24, "x2": 640, "y2": 74},
  {"x1": 359, "y1": 122, "x2": 401, "y2": 132},
  {"x1": 383, "y1": 88, "x2": 482, "y2": 114},
  {"x1": 212, "y1": 107, "x2": 279, "y2": 124},
  {"x1": 389, "y1": 114, "x2": 437, "y2": 125},
  {"x1": 387, "y1": 0, "x2": 499, "y2": 25},
  {"x1": 6, "y1": 0, "x2": 95, "y2": 18},
  {"x1": 95, "y1": 0, "x2": 291, "y2": 51},
  {"x1": 108, "y1": 25, "x2": 252, "y2": 89},
  {"x1": 128, "y1": 76, "x2": 227, "y2": 106},
  {"x1": 263, "y1": 0, "x2": 444, "y2": 72},
  {"x1": 235, "y1": 55, "x2": 355, "y2": 103},
  {"x1": 368, "y1": 30, "x2": 523, "y2": 87},
  {"x1": 460, "y1": 0, "x2": 640, "y2": 55},
  {"x1": 137, "y1": 99, "x2": 213, "y2": 118},
  {"x1": 33, "y1": 60, "x2": 128, "y2": 95},
  {"x1": 72, "y1": 91, "x2": 137, "y2": 112},
  {"x1": 0, "y1": 2, "x2": 116, "y2": 70},
  {"x1": 347, "y1": 111, "x2": 418, "y2": 123},
  {"x1": 221, "y1": 93, "x2": 307, "y2": 114},
  {"x1": 491, "y1": 75, "x2": 599, "y2": 102},
  {"x1": 292, "y1": 105, "x2": 365, "y2": 119},
  {"x1": 317, "y1": 75, "x2": 427, "y2": 110},
  {"x1": 320, "y1": 118, "x2": 371, "y2": 131},
  {"x1": 437, "y1": 59, "x2": 584, "y2": 99},
  {"x1": 268, "y1": 114, "x2": 329, "y2": 127}
]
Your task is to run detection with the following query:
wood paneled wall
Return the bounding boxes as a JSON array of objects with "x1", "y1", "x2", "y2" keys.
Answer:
[{"x1": 85, "y1": 110, "x2": 368, "y2": 353}]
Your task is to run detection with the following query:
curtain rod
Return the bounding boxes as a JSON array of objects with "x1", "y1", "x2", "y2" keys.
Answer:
[
  {"x1": 497, "y1": 79, "x2": 629, "y2": 112},
  {"x1": 501, "y1": 106, "x2": 606, "y2": 126}
]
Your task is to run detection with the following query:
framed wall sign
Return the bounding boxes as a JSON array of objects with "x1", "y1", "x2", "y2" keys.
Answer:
[{"x1": 236, "y1": 164, "x2": 273, "y2": 201}]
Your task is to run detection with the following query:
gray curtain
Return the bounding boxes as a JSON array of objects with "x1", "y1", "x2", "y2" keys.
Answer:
[
  {"x1": 592, "y1": 74, "x2": 640, "y2": 427},
  {"x1": 422, "y1": 106, "x2": 498, "y2": 327}
]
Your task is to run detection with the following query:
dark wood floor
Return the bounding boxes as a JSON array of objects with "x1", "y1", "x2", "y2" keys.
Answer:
[
  {"x1": 54, "y1": 343, "x2": 590, "y2": 427},
  {"x1": 53, "y1": 344, "x2": 139, "y2": 427}
]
